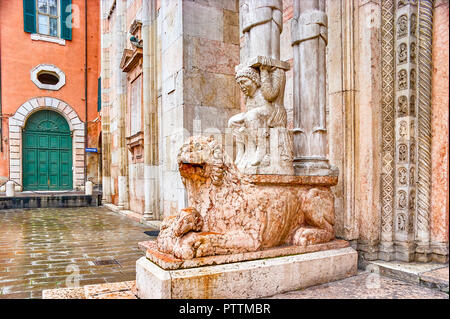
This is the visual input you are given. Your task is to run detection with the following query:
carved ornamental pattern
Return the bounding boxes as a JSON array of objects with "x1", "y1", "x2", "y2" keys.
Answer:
[{"x1": 381, "y1": 0, "x2": 434, "y2": 261}]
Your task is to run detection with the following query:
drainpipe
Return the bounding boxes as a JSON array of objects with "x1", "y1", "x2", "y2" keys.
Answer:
[{"x1": 84, "y1": 0, "x2": 88, "y2": 185}]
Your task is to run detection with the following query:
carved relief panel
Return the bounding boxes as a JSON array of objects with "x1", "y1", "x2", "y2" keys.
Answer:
[{"x1": 394, "y1": 0, "x2": 418, "y2": 242}]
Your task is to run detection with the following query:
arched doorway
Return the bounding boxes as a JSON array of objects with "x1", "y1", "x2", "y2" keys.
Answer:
[{"x1": 22, "y1": 110, "x2": 73, "y2": 190}]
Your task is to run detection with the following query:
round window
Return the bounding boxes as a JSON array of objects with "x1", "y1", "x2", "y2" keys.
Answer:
[
  {"x1": 30, "y1": 64, "x2": 66, "y2": 91},
  {"x1": 37, "y1": 71, "x2": 60, "y2": 85}
]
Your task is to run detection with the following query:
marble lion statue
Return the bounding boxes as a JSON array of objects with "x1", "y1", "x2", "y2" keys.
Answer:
[{"x1": 156, "y1": 135, "x2": 335, "y2": 259}]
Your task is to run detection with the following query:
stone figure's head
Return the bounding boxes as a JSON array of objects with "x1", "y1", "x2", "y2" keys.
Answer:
[
  {"x1": 177, "y1": 135, "x2": 234, "y2": 186},
  {"x1": 236, "y1": 66, "x2": 260, "y2": 97}
]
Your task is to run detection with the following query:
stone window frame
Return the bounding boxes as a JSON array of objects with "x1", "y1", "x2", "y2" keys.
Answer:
[
  {"x1": 8, "y1": 97, "x2": 85, "y2": 190},
  {"x1": 30, "y1": 64, "x2": 66, "y2": 91}
]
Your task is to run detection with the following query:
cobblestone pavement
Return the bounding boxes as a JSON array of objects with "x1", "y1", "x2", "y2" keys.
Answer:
[{"x1": 0, "y1": 207, "x2": 155, "y2": 299}]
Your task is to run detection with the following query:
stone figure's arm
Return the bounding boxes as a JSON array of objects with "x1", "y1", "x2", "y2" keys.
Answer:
[{"x1": 260, "y1": 67, "x2": 282, "y2": 102}]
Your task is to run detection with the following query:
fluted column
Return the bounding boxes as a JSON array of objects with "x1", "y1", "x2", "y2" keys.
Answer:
[{"x1": 291, "y1": 0, "x2": 334, "y2": 176}]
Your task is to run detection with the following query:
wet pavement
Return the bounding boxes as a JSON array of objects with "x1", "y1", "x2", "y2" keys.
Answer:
[{"x1": 0, "y1": 206, "x2": 156, "y2": 299}]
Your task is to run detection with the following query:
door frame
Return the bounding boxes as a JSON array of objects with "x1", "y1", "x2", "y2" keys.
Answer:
[{"x1": 8, "y1": 97, "x2": 85, "y2": 191}]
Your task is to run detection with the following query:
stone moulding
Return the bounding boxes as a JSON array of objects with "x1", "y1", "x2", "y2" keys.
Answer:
[
  {"x1": 139, "y1": 239, "x2": 350, "y2": 270},
  {"x1": 380, "y1": 0, "x2": 396, "y2": 260}
]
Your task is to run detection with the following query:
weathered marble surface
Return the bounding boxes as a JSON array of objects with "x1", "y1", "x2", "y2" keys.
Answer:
[
  {"x1": 141, "y1": 239, "x2": 349, "y2": 270},
  {"x1": 430, "y1": 0, "x2": 449, "y2": 260},
  {"x1": 156, "y1": 136, "x2": 336, "y2": 260},
  {"x1": 136, "y1": 247, "x2": 357, "y2": 299}
]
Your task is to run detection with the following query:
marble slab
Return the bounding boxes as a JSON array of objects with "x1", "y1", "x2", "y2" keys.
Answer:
[{"x1": 139, "y1": 239, "x2": 350, "y2": 270}]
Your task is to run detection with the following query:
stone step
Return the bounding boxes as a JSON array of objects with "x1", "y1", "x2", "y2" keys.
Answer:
[
  {"x1": 367, "y1": 260, "x2": 449, "y2": 293},
  {"x1": 43, "y1": 280, "x2": 137, "y2": 299}
]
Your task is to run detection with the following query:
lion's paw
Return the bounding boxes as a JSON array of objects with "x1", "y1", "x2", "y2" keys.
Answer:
[{"x1": 292, "y1": 227, "x2": 329, "y2": 247}]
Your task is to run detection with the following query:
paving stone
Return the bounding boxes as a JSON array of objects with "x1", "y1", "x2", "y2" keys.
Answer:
[
  {"x1": 420, "y1": 267, "x2": 449, "y2": 292},
  {"x1": 0, "y1": 206, "x2": 153, "y2": 299},
  {"x1": 269, "y1": 271, "x2": 449, "y2": 299}
]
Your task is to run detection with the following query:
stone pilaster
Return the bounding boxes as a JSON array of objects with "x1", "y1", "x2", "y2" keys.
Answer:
[
  {"x1": 100, "y1": 0, "x2": 112, "y2": 203},
  {"x1": 430, "y1": 0, "x2": 449, "y2": 263},
  {"x1": 115, "y1": 0, "x2": 128, "y2": 209},
  {"x1": 142, "y1": 0, "x2": 160, "y2": 221}
]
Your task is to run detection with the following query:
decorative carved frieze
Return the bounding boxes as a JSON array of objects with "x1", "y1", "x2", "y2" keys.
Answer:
[
  {"x1": 393, "y1": 0, "x2": 418, "y2": 259},
  {"x1": 380, "y1": 0, "x2": 396, "y2": 255}
]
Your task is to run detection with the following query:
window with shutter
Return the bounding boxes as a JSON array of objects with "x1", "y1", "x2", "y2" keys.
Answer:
[
  {"x1": 23, "y1": 0, "x2": 72, "y2": 41},
  {"x1": 23, "y1": 0, "x2": 37, "y2": 33},
  {"x1": 60, "y1": 0, "x2": 72, "y2": 40}
]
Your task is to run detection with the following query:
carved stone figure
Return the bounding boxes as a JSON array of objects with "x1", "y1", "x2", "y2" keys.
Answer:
[
  {"x1": 410, "y1": 95, "x2": 416, "y2": 115},
  {"x1": 409, "y1": 189, "x2": 416, "y2": 210},
  {"x1": 398, "y1": 190, "x2": 407, "y2": 209},
  {"x1": 410, "y1": 69, "x2": 416, "y2": 90},
  {"x1": 398, "y1": 95, "x2": 408, "y2": 116},
  {"x1": 398, "y1": 167, "x2": 407, "y2": 185},
  {"x1": 398, "y1": 143, "x2": 408, "y2": 162},
  {"x1": 410, "y1": 42, "x2": 416, "y2": 62},
  {"x1": 156, "y1": 136, "x2": 335, "y2": 260},
  {"x1": 398, "y1": 43, "x2": 408, "y2": 65},
  {"x1": 397, "y1": 15, "x2": 408, "y2": 38},
  {"x1": 410, "y1": 138, "x2": 416, "y2": 163},
  {"x1": 398, "y1": 69, "x2": 408, "y2": 90},
  {"x1": 228, "y1": 60, "x2": 291, "y2": 174},
  {"x1": 397, "y1": 213, "x2": 406, "y2": 231},
  {"x1": 241, "y1": 0, "x2": 283, "y2": 60},
  {"x1": 410, "y1": 166, "x2": 415, "y2": 185},
  {"x1": 410, "y1": 13, "x2": 417, "y2": 36},
  {"x1": 399, "y1": 120, "x2": 408, "y2": 137}
]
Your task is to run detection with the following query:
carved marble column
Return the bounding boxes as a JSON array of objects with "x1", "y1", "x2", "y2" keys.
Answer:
[
  {"x1": 415, "y1": 0, "x2": 434, "y2": 261},
  {"x1": 232, "y1": 0, "x2": 292, "y2": 175},
  {"x1": 241, "y1": 0, "x2": 283, "y2": 62},
  {"x1": 291, "y1": 0, "x2": 336, "y2": 176}
]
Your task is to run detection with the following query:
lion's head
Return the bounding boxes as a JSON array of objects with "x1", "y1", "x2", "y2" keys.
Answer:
[{"x1": 177, "y1": 135, "x2": 237, "y2": 186}]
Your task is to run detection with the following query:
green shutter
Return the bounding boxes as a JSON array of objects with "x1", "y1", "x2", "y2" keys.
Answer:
[
  {"x1": 23, "y1": 0, "x2": 36, "y2": 34},
  {"x1": 97, "y1": 77, "x2": 102, "y2": 112},
  {"x1": 60, "y1": 0, "x2": 72, "y2": 40}
]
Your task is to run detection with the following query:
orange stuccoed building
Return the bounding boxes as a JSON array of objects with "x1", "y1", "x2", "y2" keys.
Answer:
[{"x1": 0, "y1": 0, "x2": 101, "y2": 191}]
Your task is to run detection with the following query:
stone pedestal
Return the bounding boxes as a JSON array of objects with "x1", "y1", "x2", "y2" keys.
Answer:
[
  {"x1": 85, "y1": 181, "x2": 93, "y2": 195},
  {"x1": 136, "y1": 244, "x2": 357, "y2": 299},
  {"x1": 6, "y1": 181, "x2": 15, "y2": 197}
]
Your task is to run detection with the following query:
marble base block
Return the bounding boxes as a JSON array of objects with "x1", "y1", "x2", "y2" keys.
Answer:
[{"x1": 136, "y1": 247, "x2": 358, "y2": 299}]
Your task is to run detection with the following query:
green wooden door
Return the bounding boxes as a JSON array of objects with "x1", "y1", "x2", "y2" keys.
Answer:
[{"x1": 23, "y1": 110, "x2": 73, "y2": 191}]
